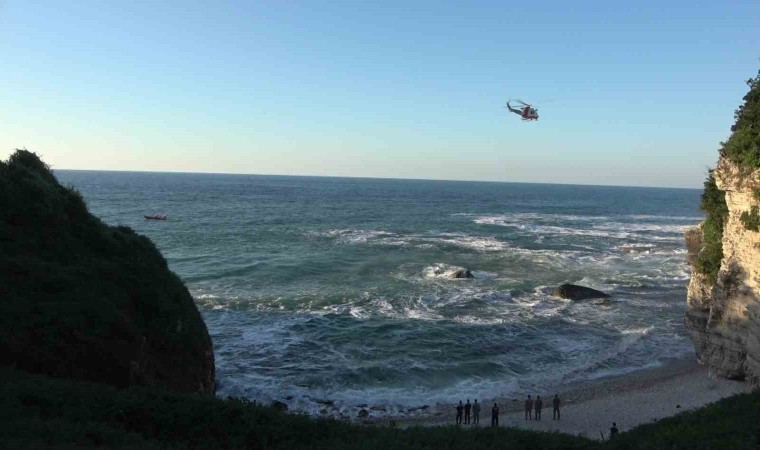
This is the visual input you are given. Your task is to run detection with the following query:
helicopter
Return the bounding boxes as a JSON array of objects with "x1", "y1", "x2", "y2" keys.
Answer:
[{"x1": 505, "y1": 99, "x2": 539, "y2": 121}]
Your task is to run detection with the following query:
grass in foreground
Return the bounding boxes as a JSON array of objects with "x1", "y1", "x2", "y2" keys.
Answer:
[
  {"x1": 0, "y1": 367, "x2": 593, "y2": 450},
  {"x1": 2, "y1": 368, "x2": 760, "y2": 449}
]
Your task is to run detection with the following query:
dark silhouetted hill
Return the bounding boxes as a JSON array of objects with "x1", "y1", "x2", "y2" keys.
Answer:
[{"x1": 0, "y1": 150, "x2": 214, "y2": 394}]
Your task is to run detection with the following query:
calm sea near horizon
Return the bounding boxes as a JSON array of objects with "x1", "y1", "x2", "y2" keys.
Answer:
[{"x1": 57, "y1": 170, "x2": 703, "y2": 417}]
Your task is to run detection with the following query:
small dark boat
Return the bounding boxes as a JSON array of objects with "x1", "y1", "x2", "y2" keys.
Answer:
[{"x1": 145, "y1": 214, "x2": 167, "y2": 220}]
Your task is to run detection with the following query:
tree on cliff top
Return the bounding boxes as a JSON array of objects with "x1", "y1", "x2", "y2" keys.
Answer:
[
  {"x1": 721, "y1": 70, "x2": 760, "y2": 169},
  {"x1": 0, "y1": 150, "x2": 215, "y2": 394}
]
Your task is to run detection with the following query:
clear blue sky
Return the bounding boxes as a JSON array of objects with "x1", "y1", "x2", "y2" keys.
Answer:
[{"x1": 1, "y1": 1, "x2": 758, "y2": 187}]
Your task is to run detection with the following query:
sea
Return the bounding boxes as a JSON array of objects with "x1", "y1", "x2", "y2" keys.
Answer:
[{"x1": 57, "y1": 170, "x2": 703, "y2": 416}]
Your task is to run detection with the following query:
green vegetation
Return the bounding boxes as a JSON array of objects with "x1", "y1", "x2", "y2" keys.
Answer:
[
  {"x1": 2, "y1": 367, "x2": 759, "y2": 449},
  {"x1": 740, "y1": 206, "x2": 760, "y2": 232},
  {"x1": 694, "y1": 69, "x2": 760, "y2": 282},
  {"x1": 746, "y1": 190, "x2": 760, "y2": 231},
  {"x1": 0, "y1": 150, "x2": 213, "y2": 393},
  {"x1": 694, "y1": 171, "x2": 728, "y2": 284},
  {"x1": 721, "y1": 70, "x2": 760, "y2": 169},
  {"x1": 0, "y1": 367, "x2": 595, "y2": 450},
  {"x1": 605, "y1": 388, "x2": 760, "y2": 450}
]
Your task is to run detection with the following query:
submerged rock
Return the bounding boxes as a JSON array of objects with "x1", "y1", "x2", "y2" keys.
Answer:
[
  {"x1": 357, "y1": 409, "x2": 369, "y2": 418},
  {"x1": 271, "y1": 401, "x2": 288, "y2": 412},
  {"x1": 431, "y1": 265, "x2": 475, "y2": 279},
  {"x1": 407, "y1": 405, "x2": 430, "y2": 412},
  {"x1": 451, "y1": 269, "x2": 475, "y2": 279},
  {"x1": 551, "y1": 283, "x2": 610, "y2": 300}
]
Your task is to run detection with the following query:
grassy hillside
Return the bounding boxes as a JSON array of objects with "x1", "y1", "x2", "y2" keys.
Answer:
[
  {"x1": 2, "y1": 367, "x2": 759, "y2": 449},
  {"x1": 0, "y1": 150, "x2": 214, "y2": 393}
]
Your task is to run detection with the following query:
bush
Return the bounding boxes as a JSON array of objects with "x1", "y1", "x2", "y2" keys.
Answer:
[
  {"x1": 740, "y1": 206, "x2": 760, "y2": 231},
  {"x1": 693, "y1": 171, "x2": 728, "y2": 284},
  {"x1": 721, "y1": 71, "x2": 760, "y2": 169}
]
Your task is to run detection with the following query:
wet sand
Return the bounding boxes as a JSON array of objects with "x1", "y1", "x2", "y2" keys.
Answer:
[{"x1": 390, "y1": 359, "x2": 749, "y2": 439}]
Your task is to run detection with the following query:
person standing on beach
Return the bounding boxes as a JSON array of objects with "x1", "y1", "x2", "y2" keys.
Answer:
[
  {"x1": 464, "y1": 399, "x2": 472, "y2": 424},
  {"x1": 491, "y1": 403, "x2": 499, "y2": 427},
  {"x1": 524, "y1": 395, "x2": 534, "y2": 420},
  {"x1": 610, "y1": 422, "x2": 619, "y2": 439},
  {"x1": 455, "y1": 401, "x2": 463, "y2": 425},
  {"x1": 472, "y1": 399, "x2": 481, "y2": 425},
  {"x1": 552, "y1": 394, "x2": 561, "y2": 420},
  {"x1": 534, "y1": 396, "x2": 543, "y2": 420}
]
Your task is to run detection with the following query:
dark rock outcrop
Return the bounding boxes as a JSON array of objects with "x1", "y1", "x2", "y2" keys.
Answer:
[
  {"x1": 271, "y1": 401, "x2": 288, "y2": 412},
  {"x1": 551, "y1": 283, "x2": 609, "y2": 300},
  {"x1": 0, "y1": 150, "x2": 215, "y2": 394},
  {"x1": 451, "y1": 269, "x2": 474, "y2": 279}
]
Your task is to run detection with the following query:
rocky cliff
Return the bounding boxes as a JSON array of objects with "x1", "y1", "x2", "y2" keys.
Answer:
[
  {"x1": 685, "y1": 158, "x2": 760, "y2": 388},
  {"x1": 0, "y1": 150, "x2": 215, "y2": 394}
]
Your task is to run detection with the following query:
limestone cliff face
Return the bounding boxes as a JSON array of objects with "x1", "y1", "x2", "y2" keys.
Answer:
[{"x1": 685, "y1": 158, "x2": 760, "y2": 388}]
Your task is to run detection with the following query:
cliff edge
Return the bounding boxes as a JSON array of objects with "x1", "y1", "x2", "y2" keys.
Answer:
[
  {"x1": 685, "y1": 72, "x2": 760, "y2": 388},
  {"x1": 0, "y1": 150, "x2": 215, "y2": 394}
]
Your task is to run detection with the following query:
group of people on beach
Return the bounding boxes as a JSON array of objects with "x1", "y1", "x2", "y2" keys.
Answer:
[
  {"x1": 455, "y1": 395, "x2": 562, "y2": 427},
  {"x1": 522, "y1": 394, "x2": 561, "y2": 421}
]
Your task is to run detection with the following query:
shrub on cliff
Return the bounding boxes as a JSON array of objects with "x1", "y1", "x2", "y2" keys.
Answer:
[
  {"x1": 694, "y1": 171, "x2": 728, "y2": 284},
  {"x1": 741, "y1": 206, "x2": 760, "y2": 231},
  {"x1": 0, "y1": 150, "x2": 214, "y2": 393},
  {"x1": 721, "y1": 70, "x2": 760, "y2": 169}
]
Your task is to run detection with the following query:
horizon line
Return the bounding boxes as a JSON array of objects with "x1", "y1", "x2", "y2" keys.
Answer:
[{"x1": 52, "y1": 167, "x2": 702, "y2": 191}]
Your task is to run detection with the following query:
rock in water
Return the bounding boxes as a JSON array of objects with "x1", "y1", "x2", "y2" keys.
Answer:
[
  {"x1": 451, "y1": 269, "x2": 474, "y2": 279},
  {"x1": 357, "y1": 409, "x2": 369, "y2": 418},
  {"x1": 0, "y1": 150, "x2": 215, "y2": 394},
  {"x1": 271, "y1": 401, "x2": 288, "y2": 412},
  {"x1": 551, "y1": 283, "x2": 610, "y2": 300}
]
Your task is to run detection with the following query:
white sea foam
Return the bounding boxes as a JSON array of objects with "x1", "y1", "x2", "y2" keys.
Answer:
[
  {"x1": 471, "y1": 213, "x2": 695, "y2": 242},
  {"x1": 216, "y1": 219, "x2": 695, "y2": 417},
  {"x1": 309, "y1": 229, "x2": 397, "y2": 243},
  {"x1": 311, "y1": 229, "x2": 510, "y2": 252}
]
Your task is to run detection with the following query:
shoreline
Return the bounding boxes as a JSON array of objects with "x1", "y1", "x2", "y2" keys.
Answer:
[{"x1": 378, "y1": 358, "x2": 749, "y2": 439}]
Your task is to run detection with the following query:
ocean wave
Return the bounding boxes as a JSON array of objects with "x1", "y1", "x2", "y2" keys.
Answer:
[
  {"x1": 307, "y1": 229, "x2": 397, "y2": 244},
  {"x1": 471, "y1": 212, "x2": 696, "y2": 242},
  {"x1": 212, "y1": 315, "x2": 692, "y2": 418},
  {"x1": 474, "y1": 216, "x2": 687, "y2": 242},
  {"x1": 461, "y1": 212, "x2": 700, "y2": 223},
  {"x1": 627, "y1": 214, "x2": 702, "y2": 222},
  {"x1": 310, "y1": 229, "x2": 510, "y2": 252},
  {"x1": 422, "y1": 263, "x2": 499, "y2": 280}
]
